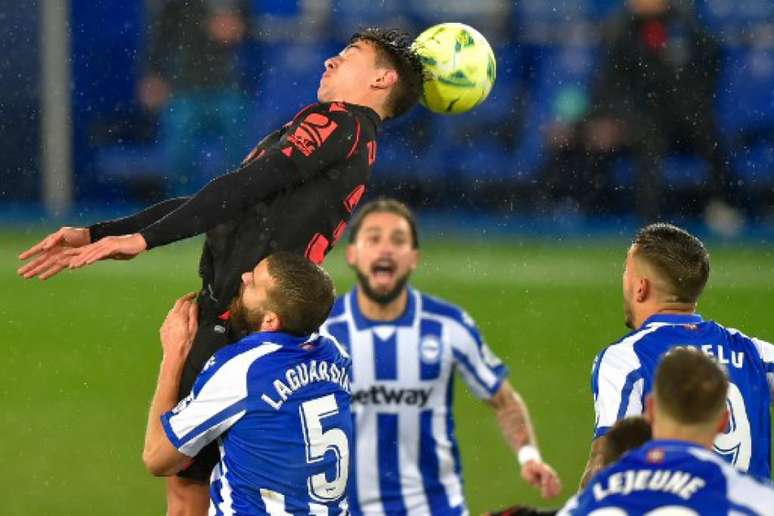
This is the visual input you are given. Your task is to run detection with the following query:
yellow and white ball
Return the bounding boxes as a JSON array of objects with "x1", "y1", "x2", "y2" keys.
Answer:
[{"x1": 412, "y1": 22, "x2": 496, "y2": 114}]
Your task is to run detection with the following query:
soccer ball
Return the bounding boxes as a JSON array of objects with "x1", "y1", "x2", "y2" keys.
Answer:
[{"x1": 412, "y1": 23, "x2": 496, "y2": 114}]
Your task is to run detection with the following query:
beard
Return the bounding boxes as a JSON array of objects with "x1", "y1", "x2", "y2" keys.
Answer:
[
  {"x1": 623, "y1": 298, "x2": 635, "y2": 330},
  {"x1": 355, "y1": 268, "x2": 411, "y2": 306},
  {"x1": 228, "y1": 294, "x2": 265, "y2": 335}
]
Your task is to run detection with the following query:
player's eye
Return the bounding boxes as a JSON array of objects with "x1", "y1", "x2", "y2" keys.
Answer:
[{"x1": 392, "y1": 234, "x2": 408, "y2": 246}]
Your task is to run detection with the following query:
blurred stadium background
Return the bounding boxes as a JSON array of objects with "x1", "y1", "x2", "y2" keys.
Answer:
[{"x1": 1, "y1": 0, "x2": 773, "y2": 514}]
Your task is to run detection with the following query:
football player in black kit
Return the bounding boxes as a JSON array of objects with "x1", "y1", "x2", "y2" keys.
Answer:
[{"x1": 18, "y1": 28, "x2": 424, "y2": 515}]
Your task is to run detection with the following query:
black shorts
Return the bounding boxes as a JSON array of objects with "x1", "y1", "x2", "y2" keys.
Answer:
[{"x1": 176, "y1": 301, "x2": 239, "y2": 482}]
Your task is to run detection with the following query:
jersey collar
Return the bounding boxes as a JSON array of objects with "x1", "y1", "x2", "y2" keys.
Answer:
[
  {"x1": 639, "y1": 438, "x2": 706, "y2": 454},
  {"x1": 642, "y1": 313, "x2": 704, "y2": 327},
  {"x1": 349, "y1": 103, "x2": 382, "y2": 128},
  {"x1": 241, "y1": 330, "x2": 313, "y2": 348},
  {"x1": 348, "y1": 286, "x2": 417, "y2": 330}
]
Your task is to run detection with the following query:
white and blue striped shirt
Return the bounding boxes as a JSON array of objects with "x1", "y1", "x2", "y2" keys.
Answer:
[
  {"x1": 591, "y1": 313, "x2": 774, "y2": 479},
  {"x1": 161, "y1": 331, "x2": 353, "y2": 515},
  {"x1": 320, "y1": 287, "x2": 508, "y2": 515},
  {"x1": 559, "y1": 439, "x2": 774, "y2": 515}
]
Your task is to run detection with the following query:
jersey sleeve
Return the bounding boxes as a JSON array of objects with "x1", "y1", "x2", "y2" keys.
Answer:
[
  {"x1": 591, "y1": 345, "x2": 644, "y2": 439},
  {"x1": 160, "y1": 368, "x2": 247, "y2": 457},
  {"x1": 449, "y1": 313, "x2": 508, "y2": 400},
  {"x1": 752, "y1": 337, "x2": 774, "y2": 400},
  {"x1": 160, "y1": 345, "x2": 273, "y2": 457},
  {"x1": 139, "y1": 103, "x2": 359, "y2": 249},
  {"x1": 88, "y1": 197, "x2": 189, "y2": 241}
]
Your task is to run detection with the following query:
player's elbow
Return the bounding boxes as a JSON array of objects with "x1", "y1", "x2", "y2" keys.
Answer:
[{"x1": 143, "y1": 448, "x2": 174, "y2": 476}]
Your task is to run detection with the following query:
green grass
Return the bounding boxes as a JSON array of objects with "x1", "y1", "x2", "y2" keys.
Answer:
[{"x1": 2, "y1": 232, "x2": 772, "y2": 514}]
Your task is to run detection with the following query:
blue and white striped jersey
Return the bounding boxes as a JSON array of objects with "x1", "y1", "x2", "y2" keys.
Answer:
[
  {"x1": 320, "y1": 287, "x2": 508, "y2": 515},
  {"x1": 161, "y1": 331, "x2": 353, "y2": 515},
  {"x1": 592, "y1": 313, "x2": 774, "y2": 479},
  {"x1": 559, "y1": 439, "x2": 774, "y2": 515}
]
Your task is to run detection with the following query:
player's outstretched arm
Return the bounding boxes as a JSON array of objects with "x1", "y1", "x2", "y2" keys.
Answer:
[
  {"x1": 17, "y1": 197, "x2": 189, "y2": 280},
  {"x1": 143, "y1": 293, "x2": 198, "y2": 476},
  {"x1": 17, "y1": 227, "x2": 90, "y2": 280},
  {"x1": 129, "y1": 103, "x2": 357, "y2": 250},
  {"x1": 65, "y1": 233, "x2": 149, "y2": 270},
  {"x1": 488, "y1": 381, "x2": 562, "y2": 499}
]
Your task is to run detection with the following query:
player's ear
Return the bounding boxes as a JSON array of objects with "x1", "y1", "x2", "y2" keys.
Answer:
[
  {"x1": 644, "y1": 394, "x2": 655, "y2": 423},
  {"x1": 262, "y1": 311, "x2": 281, "y2": 332},
  {"x1": 410, "y1": 249, "x2": 420, "y2": 271},
  {"x1": 346, "y1": 243, "x2": 357, "y2": 266},
  {"x1": 636, "y1": 277, "x2": 649, "y2": 303},
  {"x1": 372, "y1": 69, "x2": 398, "y2": 91},
  {"x1": 715, "y1": 407, "x2": 730, "y2": 434}
]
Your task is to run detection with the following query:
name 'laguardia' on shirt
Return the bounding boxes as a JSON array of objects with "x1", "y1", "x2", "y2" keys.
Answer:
[
  {"x1": 593, "y1": 469, "x2": 706, "y2": 501},
  {"x1": 261, "y1": 359, "x2": 351, "y2": 410}
]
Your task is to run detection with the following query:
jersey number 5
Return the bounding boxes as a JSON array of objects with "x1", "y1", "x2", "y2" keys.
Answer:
[
  {"x1": 299, "y1": 394, "x2": 350, "y2": 502},
  {"x1": 713, "y1": 382, "x2": 752, "y2": 471}
]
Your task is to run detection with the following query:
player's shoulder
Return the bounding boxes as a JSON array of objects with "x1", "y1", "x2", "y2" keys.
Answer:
[
  {"x1": 327, "y1": 294, "x2": 348, "y2": 320},
  {"x1": 593, "y1": 326, "x2": 659, "y2": 371},
  {"x1": 204, "y1": 333, "x2": 283, "y2": 373},
  {"x1": 721, "y1": 323, "x2": 774, "y2": 358},
  {"x1": 291, "y1": 102, "x2": 359, "y2": 124},
  {"x1": 684, "y1": 446, "x2": 774, "y2": 503},
  {"x1": 191, "y1": 334, "x2": 285, "y2": 395},
  {"x1": 315, "y1": 332, "x2": 352, "y2": 363},
  {"x1": 320, "y1": 294, "x2": 350, "y2": 333},
  {"x1": 419, "y1": 291, "x2": 477, "y2": 327}
]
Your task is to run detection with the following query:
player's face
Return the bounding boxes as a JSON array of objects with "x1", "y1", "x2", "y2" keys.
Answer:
[
  {"x1": 230, "y1": 259, "x2": 275, "y2": 333},
  {"x1": 347, "y1": 212, "x2": 418, "y2": 305},
  {"x1": 318, "y1": 41, "x2": 381, "y2": 102}
]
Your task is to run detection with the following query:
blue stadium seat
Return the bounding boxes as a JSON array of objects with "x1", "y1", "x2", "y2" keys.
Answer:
[
  {"x1": 612, "y1": 154, "x2": 709, "y2": 189},
  {"x1": 71, "y1": 0, "x2": 145, "y2": 197},
  {"x1": 696, "y1": 0, "x2": 774, "y2": 38},
  {"x1": 374, "y1": 108, "x2": 447, "y2": 183},
  {"x1": 329, "y1": 0, "x2": 414, "y2": 42},
  {"x1": 513, "y1": 0, "x2": 591, "y2": 25},
  {"x1": 508, "y1": 44, "x2": 597, "y2": 183},
  {"x1": 717, "y1": 46, "x2": 774, "y2": 139},
  {"x1": 733, "y1": 143, "x2": 774, "y2": 187},
  {"x1": 663, "y1": 155, "x2": 710, "y2": 188},
  {"x1": 248, "y1": 42, "x2": 336, "y2": 136}
]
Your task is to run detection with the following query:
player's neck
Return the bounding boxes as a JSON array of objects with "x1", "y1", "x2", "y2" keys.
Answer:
[
  {"x1": 652, "y1": 422, "x2": 716, "y2": 450},
  {"x1": 356, "y1": 287, "x2": 408, "y2": 322},
  {"x1": 333, "y1": 92, "x2": 387, "y2": 120},
  {"x1": 635, "y1": 304, "x2": 696, "y2": 329}
]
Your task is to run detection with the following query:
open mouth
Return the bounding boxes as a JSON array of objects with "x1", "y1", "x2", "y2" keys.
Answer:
[{"x1": 371, "y1": 260, "x2": 397, "y2": 283}]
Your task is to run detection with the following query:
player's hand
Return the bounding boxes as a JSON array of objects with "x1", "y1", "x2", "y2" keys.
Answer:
[
  {"x1": 66, "y1": 233, "x2": 148, "y2": 269},
  {"x1": 17, "y1": 227, "x2": 90, "y2": 280},
  {"x1": 160, "y1": 293, "x2": 199, "y2": 364},
  {"x1": 521, "y1": 460, "x2": 561, "y2": 499}
]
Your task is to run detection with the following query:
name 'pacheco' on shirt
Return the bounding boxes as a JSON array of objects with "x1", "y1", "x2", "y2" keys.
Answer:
[
  {"x1": 320, "y1": 288, "x2": 509, "y2": 515},
  {"x1": 591, "y1": 313, "x2": 774, "y2": 479},
  {"x1": 161, "y1": 331, "x2": 353, "y2": 515}
]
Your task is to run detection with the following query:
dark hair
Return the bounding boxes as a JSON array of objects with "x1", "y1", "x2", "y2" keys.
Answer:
[
  {"x1": 654, "y1": 347, "x2": 728, "y2": 425},
  {"x1": 348, "y1": 198, "x2": 419, "y2": 249},
  {"x1": 632, "y1": 223, "x2": 710, "y2": 303},
  {"x1": 350, "y1": 28, "x2": 424, "y2": 119},
  {"x1": 601, "y1": 416, "x2": 652, "y2": 466},
  {"x1": 265, "y1": 252, "x2": 335, "y2": 336}
]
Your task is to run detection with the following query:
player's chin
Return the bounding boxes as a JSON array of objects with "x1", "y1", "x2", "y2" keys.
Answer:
[
  {"x1": 316, "y1": 85, "x2": 331, "y2": 103},
  {"x1": 368, "y1": 274, "x2": 398, "y2": 292}
]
